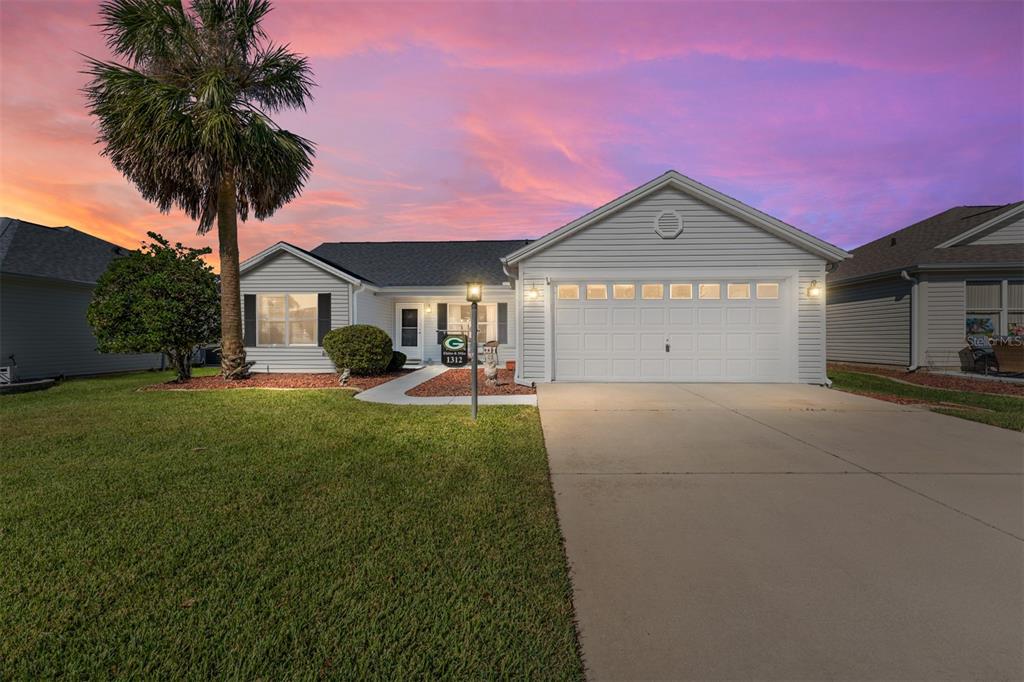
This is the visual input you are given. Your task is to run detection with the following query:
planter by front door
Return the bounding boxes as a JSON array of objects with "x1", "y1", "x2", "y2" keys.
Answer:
[{"x1": 395, "y1": 304, "x2": 423, "y2": 359}]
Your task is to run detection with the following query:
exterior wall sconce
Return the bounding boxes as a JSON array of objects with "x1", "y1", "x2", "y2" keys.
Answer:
[
  {"x1": 524, "y1": 287, "x2": 540, "y2": 301},
  {"x1": 466, "y1": 282, "x2": 483, "y2": 303},
  {"x1": 807, "y1": 280, "x2": 822, "y2": 298},
  {"x1": 425, "y1": 304, "x2": 432, "y2": 313}
]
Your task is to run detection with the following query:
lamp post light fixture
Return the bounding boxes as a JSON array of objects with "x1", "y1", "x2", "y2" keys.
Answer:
[
  {"x1": 466, "y1": 282, "x2": 483, "y2": 419},
  {"x1": 807, "y1": 279, "x2": 822, "y2": 298}
]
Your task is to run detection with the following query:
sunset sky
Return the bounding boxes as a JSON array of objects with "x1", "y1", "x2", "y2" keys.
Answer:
[{"x1": 1, "y1": 1, "x2": 1021, "y2": 262}]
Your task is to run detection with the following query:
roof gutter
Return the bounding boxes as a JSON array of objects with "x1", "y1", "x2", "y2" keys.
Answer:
[{"x1": 900, "y1": 270, "x2": 920, "y2": 372}]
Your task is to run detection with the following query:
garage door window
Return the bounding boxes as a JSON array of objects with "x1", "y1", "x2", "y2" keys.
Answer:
[
  {"x1": 586, "y1": 284, "x2": 608, "y2": 300},
  {"x1": 641, "y1": 284, "x2": 664, "y2": 299},
  {"x1": 613, "y1": 284, "x2": 635, "y2": 299},
  {"x1": 756, "y1": 283, "x2": 779, "y2": 299},
  {"x1": 699, "y1": 283, "x2": 720, "y2": 299},
  {"x1": 727, "y1": 283, "x2": 751, "y2": 299},
  {"x1": 670, "y1": 284, "x2": 692, "y2": 299},
  {"x1": 557, "y1": 284, "x2": 579, "y2": 300}
]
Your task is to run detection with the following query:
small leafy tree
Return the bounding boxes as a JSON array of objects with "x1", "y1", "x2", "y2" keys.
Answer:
[{"x1": 88, "y1": 232, "x2": 220, "y2": 381}]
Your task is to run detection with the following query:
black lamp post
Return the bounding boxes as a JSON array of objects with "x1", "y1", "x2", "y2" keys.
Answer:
[{"x1": 466, "y1": 282, "x2": 483, "y2": 419}]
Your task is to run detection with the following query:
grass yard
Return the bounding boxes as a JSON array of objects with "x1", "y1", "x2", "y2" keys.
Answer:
[
  {"x1": 0, "y1": 371, "x2": 582, "y2": 679},
  {"x1": 828, "y1": 368, "x2": 1024, "y2": 431}
]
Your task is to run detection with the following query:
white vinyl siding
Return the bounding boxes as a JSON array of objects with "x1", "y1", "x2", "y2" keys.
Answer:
[
  {"x1": 826, "y1": 278, "x2": 911, "y2": 366},
  {"x1": 0, "y1": 275, "x2": 161, "y2": 381},
  {"x1": 240, "y1": 251, "x2": 352, "y2": 372},
  {"x1": 970, "y1": 215, "x2": 1024, "y2": 245},
  {"x1": 518, "y1": 186, "x2": 829, "y2": 383}
]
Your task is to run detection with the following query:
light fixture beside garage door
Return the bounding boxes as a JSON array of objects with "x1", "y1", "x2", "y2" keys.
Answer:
[{"x1": 654, "y1": 210, "x2": 684, "y2": 239}]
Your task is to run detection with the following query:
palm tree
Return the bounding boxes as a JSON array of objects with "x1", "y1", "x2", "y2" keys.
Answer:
[{"x1": 85, "y1": 0, "x2": 315, "y2": 378}]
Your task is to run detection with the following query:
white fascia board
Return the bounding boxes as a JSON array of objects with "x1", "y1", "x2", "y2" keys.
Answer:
[
  {"x1": 239, "y1": 241, "x2": 362, "y2": 286},
  {"x1": 502, "y1": 170, "x2": 851, "y2": 265},
  {"x1": 373, "y1": 284, "x2": 515, "y2": 296},
  {"x1": 934, "y1": 203, "x2": 1024, "y2": 248}
]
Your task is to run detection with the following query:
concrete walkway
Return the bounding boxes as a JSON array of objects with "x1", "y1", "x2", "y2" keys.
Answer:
[
  {"x1": 540, "y1": 383, "x2": 1023, "y2": 680},
  {"x1": 354, "y1": 365, "x2": 536, "y2": 405}
]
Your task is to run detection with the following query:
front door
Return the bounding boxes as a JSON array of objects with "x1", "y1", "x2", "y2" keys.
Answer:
[{"x1": 395, "y1": 304, "x2": 422, "y2": 359}]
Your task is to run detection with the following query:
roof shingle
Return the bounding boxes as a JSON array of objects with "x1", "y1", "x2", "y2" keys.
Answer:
[{"x1": 0, "y1": 218, "x2": 131, "y2": 284}]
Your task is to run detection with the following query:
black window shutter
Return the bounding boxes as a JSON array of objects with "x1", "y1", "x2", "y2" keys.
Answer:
[
  {"x1": 317, "y1": 293, "x2": 331, "y2": 346},
  {"x1": 497, "y1": 302, "x2": 508, "y2": 344},
  {"x1": 243, "y1": 295, "x2": 256, "y2": 346},
  {"x1": 436, "y1": 303, "x2": 447, "y2": 344}
]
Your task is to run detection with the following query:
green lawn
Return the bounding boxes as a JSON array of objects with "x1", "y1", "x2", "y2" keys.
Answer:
[
  {"x1": 0, "y1": 371, "x2": 582, "y2": 679},
  {"x1": 828, "y1": 369, "x2": 1024, "y2": 431}
]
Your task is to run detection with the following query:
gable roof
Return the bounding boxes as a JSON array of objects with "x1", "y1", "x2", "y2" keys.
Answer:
[
  {"x1": 935, "y1": 201, "x2": 1024, "y2": 248},
  {"x1": 0, "y1": 217, "x2": 130, "y2": 285},
  {"x1": 310, "y1": 240, "x2": 532, "y2": 287},
  {"x1": 502, "y1": 170, "x2": 851, "y2": 266},
  {"x1": 240, "y1": 241, "x2": 364, "y2": 285},
  {"x1": 829, "y1": 201, "x2": 1024, "y2": 284}
]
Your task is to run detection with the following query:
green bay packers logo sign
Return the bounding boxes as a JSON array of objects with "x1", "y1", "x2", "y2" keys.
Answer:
[{"x1": 441, "y1": 334, "x2": 469, "y2": 366}]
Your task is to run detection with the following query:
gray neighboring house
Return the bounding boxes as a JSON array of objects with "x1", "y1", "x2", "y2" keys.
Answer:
[
  {"x1": 827, "y1": 202, "x2": 1024, "y2": 370},
  {"x1": 0, "y1": 218, "x2": 162, "y2": 381},
  {"x1": 239, "y1": 170, "x2": 851, "y2": 384}
]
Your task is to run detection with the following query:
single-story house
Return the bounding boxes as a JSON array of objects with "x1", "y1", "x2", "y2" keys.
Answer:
[
  {"x1": 827, "y1": 201, "x2": 1024, "y2": 370},
  {"x1": 239, "y1": 170, "x2": 851, "y2": 384},
  {"x1": 0, "y1": 218, "x2": 162, "y2": 381}
]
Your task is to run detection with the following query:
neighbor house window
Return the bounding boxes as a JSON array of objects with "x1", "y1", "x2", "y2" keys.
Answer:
[
  {"x1": 966, "y1": 281, "x2": 1001, "y2": 336},
  {"x1": 756, "y1": 282, "x2": 780, "y2": 299},
  {"x1": 613, "y1": 284, "x2": 635, "y2": 300},
  {"x1": 670, "y1": 284, "x2": 692, "y2": 299},
  {"x1": 586, "y1": 284, "x2": 608, "y2": 300},
  {"x1": 448, "y1": 304, "x2": 497, "y2": 342},
  {"x1": 257, "y1": 293, "x2": 317, "y2": 346},
  {"x1": 698, "y1": 283, "x2": 721, "y2": 300},
  {"x1": 1009, "y1": 281, "x2": 1024, "y2": 335},
  {"x1": 641, "y1": 284, "x2": 664, "y2": 300},
  {"x1": 557, "y1": 284, "x2": 579, "y2": 300},
  {"x1": 727, "y1": 283, "x2": 751, "y2": 299}
]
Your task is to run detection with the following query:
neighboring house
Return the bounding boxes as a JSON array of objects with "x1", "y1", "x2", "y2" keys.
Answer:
[
  {"x1": 240, "y1": 171, "x2": 850, "y2": 384},
  {"x1": 827, "y1": 202, "x2": 1024, "y2": 370},
  {"x1": 0, "y1": 218, "x2": 162, "y2": 381}
]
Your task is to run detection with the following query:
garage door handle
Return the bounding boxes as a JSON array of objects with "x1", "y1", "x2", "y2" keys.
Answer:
[{"x1": 665, "y1": 339, "x2": 670, "y2": 353}]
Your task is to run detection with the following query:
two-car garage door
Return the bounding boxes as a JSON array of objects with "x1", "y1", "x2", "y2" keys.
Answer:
[{"x1": 553, "y1": 279, "x2": 793, "y2": 382}]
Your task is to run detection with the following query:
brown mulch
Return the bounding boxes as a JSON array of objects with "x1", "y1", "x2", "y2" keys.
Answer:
[
  {"x1": 146, "y1": 371, "x2": 411, "y2": 391},
  {"x1": 406, "y1": 368, "x2": 535, "y2": 397},
  {"x1": 829, "y1": 363, "x2": 1024, "y2": 397}
]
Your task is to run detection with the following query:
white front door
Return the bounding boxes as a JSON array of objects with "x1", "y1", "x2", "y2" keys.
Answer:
[{"x1": 395, "y1": 303, "x2": 423, "y2": 359}]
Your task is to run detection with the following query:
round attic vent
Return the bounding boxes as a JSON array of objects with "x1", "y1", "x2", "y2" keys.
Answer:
[{"x1": 654, "y1": 210, "x2": 684, "y2": 239}]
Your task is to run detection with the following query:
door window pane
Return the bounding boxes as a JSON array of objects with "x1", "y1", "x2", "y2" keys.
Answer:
[
  {"x1": 641, "y1": 284, "x2": 664, "y2": 299},
  {"x1": 699, "y1": 283, "x2": 721, "y2": 299},
  {"x1": 557, "y1": 284, "x2": 579, "y2": 300},
  {"x1": 756, "y1": 283, "x2": 779, "y2": 299},
  {"x1": 586, "y1": 284, "x2": 608, "y2": 300},
  {"x1": 402, "y1": 308, "x2": 418, "y2": 327},
  {"x1": 670, "y1": 284, "x2": 692, "y2": 299},
  {"x1": 727, "y1": 283, "x2": 751, "y2": 299},
  {"x1": 613, "y1": 284, "x2": 635, "y2": 300}
]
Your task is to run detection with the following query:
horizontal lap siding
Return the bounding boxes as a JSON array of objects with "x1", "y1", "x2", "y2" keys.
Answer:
[
  {"x1": 240, "y1": 252, "x2": 351, "y2": 373},
  {"x1": 971, "y1": 215, "x2": 1024, "y2": 245},
  {"x1": 0, "y1": 276, "x2": 161, "y2": 380},
  {"x1": 518, "y1": 186, "x2": 829, "y2": 383},
  {"x1": 922, "y1": 276, "x2": 966, "y2": 369},
  {"x1": 826, "y1": 278, "x2": 911, "y2": 366}
]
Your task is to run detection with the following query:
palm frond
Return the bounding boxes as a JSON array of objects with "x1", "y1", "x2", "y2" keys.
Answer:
[{"x1": 243, "y1": 43, "x2": 314, "y2": 112}]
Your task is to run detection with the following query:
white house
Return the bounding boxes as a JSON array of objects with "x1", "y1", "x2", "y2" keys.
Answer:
[{"x1": 238, "y1": 171, "x2": 851, "y2": 384}]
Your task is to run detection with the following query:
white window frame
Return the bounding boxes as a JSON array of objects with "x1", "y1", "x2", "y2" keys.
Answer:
[
  {"x1": 447, "y1": 302, "x2": 499, "y2": 343},
  {"x1": 966, "y1": 280, "x2": 1003, "y2": 337},
  {"x1": 256, "y1": 293, "x2": 318, "y2": 347}
]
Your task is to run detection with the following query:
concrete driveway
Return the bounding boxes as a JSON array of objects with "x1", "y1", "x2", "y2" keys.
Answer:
[{"x1": 539, "y1": 383, "x2": 1024, "y2": 680}]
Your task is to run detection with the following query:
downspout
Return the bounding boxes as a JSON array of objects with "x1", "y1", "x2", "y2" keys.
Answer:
[
  {"x1": 900, "y1": 270, "x2": 919, "y2": 371},
  {"x1": 502, "y1": 260, "x2": 526, "y2": 386}
]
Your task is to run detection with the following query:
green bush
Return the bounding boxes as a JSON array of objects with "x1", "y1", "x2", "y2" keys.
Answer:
[
  {"x1": 387, "y1": 351, "x2": 407, "y2": 372},
  {"x1": 322, "y1": 325, "x2": 394, "y2": 375}
]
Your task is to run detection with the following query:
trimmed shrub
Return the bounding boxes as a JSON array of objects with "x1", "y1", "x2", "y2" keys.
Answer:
[
  {"x1": 387, "y1": 351, "x2": 407, "y2": 372},
  {"x1": 322, "y1": 325, "x2": 393, "y2": 375}
]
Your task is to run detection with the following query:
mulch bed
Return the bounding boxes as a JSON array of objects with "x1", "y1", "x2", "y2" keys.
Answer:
[
  {"x1": 146, "y1": 371, "x2": 411, "y2": 391},
  {"x1": 829, "y1": 363, "x2": 1024, "y2": 397},
  {"x1": 406, "y1": 368, "x2": 535, "y2": 397}
]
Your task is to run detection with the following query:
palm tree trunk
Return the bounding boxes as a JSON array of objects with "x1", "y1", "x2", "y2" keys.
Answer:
[{"x1": 217, "y1": 170, "x2": 248, "y2": 379}]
